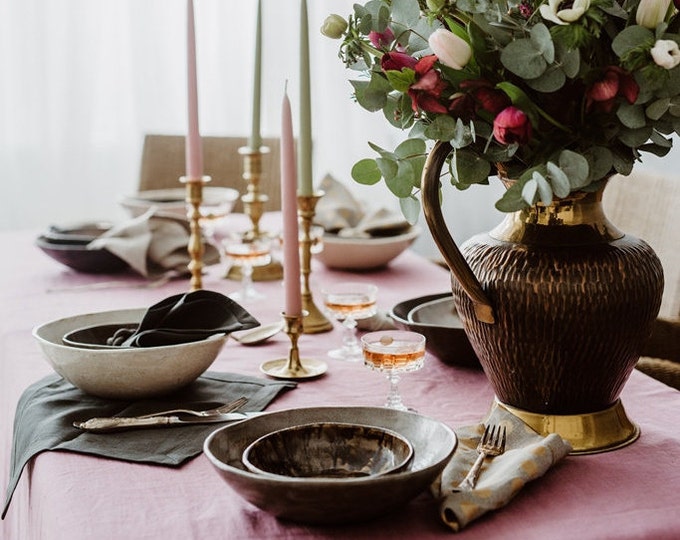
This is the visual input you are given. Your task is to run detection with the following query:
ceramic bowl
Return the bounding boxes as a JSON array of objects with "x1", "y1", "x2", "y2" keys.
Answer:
[
  {"x1": 314, "y1": 227, "x2": 420, "y2": 270},
  {"x1": 119, "y1": 187, "x2": 239, "y2": 219},
  {"x1": 36, "y1": 222, "x2": 129, "y2": 274},
  {"x1": 390, "y1": 293, "x2": 480, "y2": 369},
  {"x1": 62, "y1": 323, "x2": 139, "y2": 349},
  {"x1": 204, "y1": 406, "x2": 457, "y2": 525},
  {"x1": 33, "y1": 308, "x2": 227, "y2": 399},
  {"x1": 242, "y1": 422, "x2": 413, "y2": 479}
]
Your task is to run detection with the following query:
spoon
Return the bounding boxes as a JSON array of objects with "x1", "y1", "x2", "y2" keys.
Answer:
[{"x1": 231, "y1": 321, "x2": 284, "y2": 346}]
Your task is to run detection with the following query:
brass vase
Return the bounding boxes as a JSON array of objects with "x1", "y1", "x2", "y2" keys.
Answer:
[{"x1": 421, "y1": 141, "x2": 664, "y2": 453}]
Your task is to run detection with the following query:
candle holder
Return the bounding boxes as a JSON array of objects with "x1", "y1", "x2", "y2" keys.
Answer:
[
  {"x1": 180, "y1": 175, "x2": 211, "y2": 291},
  {"x1": 260, "y1": 312, "x2": 327, "y2": 380},
  {"x1": 298, "y1": 192, "x2": 333, "y2": 334},
  {"x1": 226, "y1": 146, "x2": 283, "y2": 282}
]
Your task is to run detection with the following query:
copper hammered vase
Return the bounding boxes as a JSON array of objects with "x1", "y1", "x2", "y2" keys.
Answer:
[{"x1": 422, "y1": 141, "x2": 664, "y2": 454}]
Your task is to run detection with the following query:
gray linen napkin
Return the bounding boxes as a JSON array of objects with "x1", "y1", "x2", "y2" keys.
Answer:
[
  {"x1": 431, "y1": 404, "x2": 572, "y2": 532},
  {"x1": 89, "y1": 209, "x2": 219, "y2": 278},
  {"x1": 2, "y1": 371, "x2": 295, "y2": 519}
]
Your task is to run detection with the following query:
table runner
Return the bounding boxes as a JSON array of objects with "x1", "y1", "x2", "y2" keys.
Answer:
[{"x1": 2, "y1": 371, "x2": 295, "y2": 518}]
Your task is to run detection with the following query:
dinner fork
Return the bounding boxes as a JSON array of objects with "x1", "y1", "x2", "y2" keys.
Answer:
[
  {"x1": 137, "y1": 396, "x2": 248, "y2": 419},
  {"x1": 456, "y1": 424, "x2": 507, "y2": 490}
]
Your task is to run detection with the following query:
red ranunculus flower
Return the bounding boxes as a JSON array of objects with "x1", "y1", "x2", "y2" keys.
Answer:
[
  {"x1": 369, "y1": 28, "x2": 395, "y2": 49},
  {"x1": 493, "y1": 106, "x2": 532, "y2": 145},
  {"x1": 586, "y1": 66, "x2": 639, "y2": 113},
  {"x1": 381, "y1": 51, "x2": 417, "y2": 71},
  {"x1": 407, "y1": 55, "x2": 448, "y2": 114}
]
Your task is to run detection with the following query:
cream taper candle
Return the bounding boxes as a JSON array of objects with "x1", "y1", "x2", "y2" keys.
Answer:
[
  {"x1": 249, "y1": 0, "x2": 263, "y2": 150},
  {"x1": 298, "y1": 0, "x2": 313, "y2": 196}
]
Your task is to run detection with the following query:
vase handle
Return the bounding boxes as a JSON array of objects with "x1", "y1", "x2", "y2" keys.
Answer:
[{"x1": 421, "y1": 141, "x2": 495, "y2": 324}]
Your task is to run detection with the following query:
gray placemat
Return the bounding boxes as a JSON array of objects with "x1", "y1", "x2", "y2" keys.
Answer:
[{"x1": 2, "y1": 371, "x2": 296, "y2": 519}]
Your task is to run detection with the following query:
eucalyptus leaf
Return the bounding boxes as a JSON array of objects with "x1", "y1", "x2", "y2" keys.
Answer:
[
  {"x1": 501, "y1": 39, "x2": 547, "y2": 79},
  {"x1": 557, "y1": 43, "x2": 580, "y2": 78},
  {"x1": 386, "y1": 160, "x2": 417, "y2": 197},
  {"x1": 395, "y1": 138, "x2": 427, "y2": 158},
  {"x1": 611, "y1": 25, "x2": 654, "y2": 57},
  {"x1": 495, "y1": 181, "x2": 528, "y2": 212},
  {"x1": 535, "y1": 174, "x2": 553, "y2": 205},
  {"x1": 376, "y1": 157, "x2": 399, "y2": 180},
  {"x1": 546, "y1": 161, "x2": 570, "y2": 197},
  {"x1": 368, "y1": 141, "x2": 396, "y2": 159},
  {"x1": 351, "y1": 159, "x2": 382, "y2": 185},
  {"x1": 391, "y1": 0, "x2": 421, "y2": 27},
  {"x1": 452, "y1": 149, "x2": 491, "y2": 185},
  {"x1": 424, "y1": 115, "x2": 458, "y2": 141},
  {"x1": 617, "y1": 103, "x2": 646, "y2": 129},
  {"x1": 646, "y1": 98, "x2": 670, "y2": 121},
  {"x1": 583, "y1": 147, "x2": 614, "y2": 181},
  {"x1": 399, "y1": 195, "x2": 421, "y2": 224},
  {"x1": 618, "y1": 126, "x2": 653, "y2": 147},
  {"x1": 521, "y1": 178, "x2": 538, "y2": 205},
  {"x1": 526, "y1": 67, "x2": 566, "y2": 93},
  {"x1": 530, "y1": 23, "x2": 554, "y2": 64},
  {"x1": 558, "y1": 150, "x2": 589, "y2": 189}
]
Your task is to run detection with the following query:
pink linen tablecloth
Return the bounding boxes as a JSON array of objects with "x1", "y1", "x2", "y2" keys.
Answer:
[{"x1": 2, "y1": 221, "x2": 680, "y2": 540}]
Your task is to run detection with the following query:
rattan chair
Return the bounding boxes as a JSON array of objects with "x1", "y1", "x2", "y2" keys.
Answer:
[
  {"x1": 604, "y1": 170, "x2": 680, "y2": 390},
  {"x1": 138, "y1": 134, "x2": 281, "y2": 213}
]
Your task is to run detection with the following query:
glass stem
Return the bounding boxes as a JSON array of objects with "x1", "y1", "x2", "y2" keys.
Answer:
[
  {"x1": 241, "y1": 263, "x2": 254, "y2": 297},
  {"x1": 385, "y1": 371, "x2": 405, "y2": 410},
  {"x1": 341, "y1": 315, "x2": 359, "y2": 352}
]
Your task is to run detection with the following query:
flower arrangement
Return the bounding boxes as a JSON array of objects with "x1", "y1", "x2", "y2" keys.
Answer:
[{"x1": 322, "y1": 0, "x2": 680, "y2": 217}]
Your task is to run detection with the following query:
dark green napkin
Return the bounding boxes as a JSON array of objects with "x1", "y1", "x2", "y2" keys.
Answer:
[{"x1": 2, "y1": 371, "x2": 295, "y2": 519}]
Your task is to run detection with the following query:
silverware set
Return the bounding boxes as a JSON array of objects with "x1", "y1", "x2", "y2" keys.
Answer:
[{"x1": 73, "y1": 396, "x2": 258, "y2": 433}]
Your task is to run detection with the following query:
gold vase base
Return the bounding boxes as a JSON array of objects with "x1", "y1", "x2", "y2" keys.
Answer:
[
  {"x1": 301, "y1": 298, "x2": 333, "y2": 334},
  {"x1": 495, "y1": 399, "x2": 640, "y2": 455},
  {"x1": 225, "y1": 260, "x2": 283, "y2": 282},
  {"x1": 260, "y1": 358, "x2": 328, "y2": 380}
]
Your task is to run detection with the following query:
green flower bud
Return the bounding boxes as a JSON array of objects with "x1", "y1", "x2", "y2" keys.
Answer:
[{"x1": 321, "y1": 14, "x2": 348, "y2": 39}]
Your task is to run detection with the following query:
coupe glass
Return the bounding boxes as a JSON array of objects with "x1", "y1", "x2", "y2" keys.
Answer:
[
  {"x1": 361, "y1": 330, "x2": 426, "y2": 411},
  {"x1": 221, "y1": 234, "x2": 271, "y2": 302},
  {"x1": 321, "y1": 282, "x2": 378, "y2": 361}
]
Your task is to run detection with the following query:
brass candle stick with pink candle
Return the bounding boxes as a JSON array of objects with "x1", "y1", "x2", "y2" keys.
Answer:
[
  {"x1": 182, "y1": 0, "x2": 210, "y2": 291},
  {"x1": 228, "y1": 0, "x2": 283, "y2": 282},
  {"x1": 260, "y1": 89, "x2": 326, "y2": 380}
]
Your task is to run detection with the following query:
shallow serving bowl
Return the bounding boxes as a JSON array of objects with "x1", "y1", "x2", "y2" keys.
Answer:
[
  {"x1": 33, "y1": 308, "x2": 227, "y2": 399},
  {"x1": 390, "y1": 293, "x2": 480, "y2": 369},
  {"x1": 204, "y1": 406, "x2": 456, "y2": 525},
  {"x1": 242, "y1": 422, "x2": 413, "y2": 479},
  {"x1": 119, "y1": 187, "x2": 239, "y2": 218},
  {"x1": 315, "y1": 227, "x2": 420, "y2": 270}
]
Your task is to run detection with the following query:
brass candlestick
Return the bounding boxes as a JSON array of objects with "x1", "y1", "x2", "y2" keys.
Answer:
[
  {"x1": 226, "y1": 146, "x2": 283, "y2": 282},
  {"x1": 180, "y1": 175, "x2": 211, "y2": 291},
  {"x1": 260, "y1": 312, "x2": 327, "y2": 379},
  {"x1": 298, "y1": 192, "x2": 333, "y2": 334}
]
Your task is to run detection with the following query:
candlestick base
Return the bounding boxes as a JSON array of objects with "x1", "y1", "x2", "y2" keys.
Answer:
[
  {"x1": 260, "y1": 313, "x2": 327, "y2": 380},
  {"x1": 226, "y1": 259, "x2": 283, "y2": 281},
  {"x1": 298, "y1": 192, "x2": 333, "y2": 334},
  {"x1": 180, "y1": 175, "x2": 211, "y2": 291}
]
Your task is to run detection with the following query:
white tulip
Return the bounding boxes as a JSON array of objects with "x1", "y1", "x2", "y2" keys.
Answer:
[
  {"x1": 650, "y1": 39, "x2": 680, "y2": 69},
  {"x1": 635, "y1": 0, "x2": 672, "y2": 29},
  {"x1": 539, "y1": 0, "x2": 591, "y2": 25},
  {"x1": 428, "y1": 29, "x2": 472, "y2": 70}
]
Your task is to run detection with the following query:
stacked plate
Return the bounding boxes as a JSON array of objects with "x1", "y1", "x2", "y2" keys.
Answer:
[
  {"x1": 203, "y1": 406, "x2": 457, "y2": 525},
  {"x1": 35, "y1": 222, "x2": 128, "y2": 274}
]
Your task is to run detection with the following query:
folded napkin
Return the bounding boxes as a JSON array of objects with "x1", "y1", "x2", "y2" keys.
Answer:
[
  {"x1": 2, "y1": 371, "x2": 296, "y2": 519},
  {"x1": 432, "y1": 404, "x2": 572, "y2": 532},
  {"x1": 89, "y1": 209, "x2": 219, "y2": 278},
  {"x1": 109, "y1": 290, "x2": 260, "y2": 347},
  {"x1": 314, "y1": 175, "x2": 410, "y2": 237}
]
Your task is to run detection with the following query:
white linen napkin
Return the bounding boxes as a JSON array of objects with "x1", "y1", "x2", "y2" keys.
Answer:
[
  {"x1": 89, "y1": 209, "x2": 219, "y2": 278},
  {"x1": 432, "y1": 403, "x2": 572, "y2": 532}
]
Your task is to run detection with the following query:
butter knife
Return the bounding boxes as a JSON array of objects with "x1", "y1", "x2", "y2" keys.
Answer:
[{"x1": 73, "y1": 411, "x2": 263, "y2": 433}]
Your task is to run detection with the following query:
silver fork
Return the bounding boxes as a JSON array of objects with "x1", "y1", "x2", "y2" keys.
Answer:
[
  {"x1": 137, "y1": 396, "x2": 248, "y2": 419},
  {"x1": 456, "y1": 424, "x2": 507, "y2": 490}
]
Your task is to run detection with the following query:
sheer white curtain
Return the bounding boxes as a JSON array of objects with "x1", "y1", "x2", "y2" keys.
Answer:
[{"x1": 3, "y1": 1, "x2": 675, "y2": 257}]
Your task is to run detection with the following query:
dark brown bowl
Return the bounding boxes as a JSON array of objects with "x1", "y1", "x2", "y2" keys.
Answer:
[
  {"x1": 36, "y1": 234, "x2": 128, "y2": 274},
  {"x1": 62, "y1": 323, "x2": 139, "y2": 349},
  {"x1": 389, "y1": 293, "x2": 480, "y2": 369}
]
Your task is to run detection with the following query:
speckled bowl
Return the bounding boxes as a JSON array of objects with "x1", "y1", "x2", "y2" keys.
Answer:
[
  {"x1": 242, "y1": 422, "x2": 413, "y2": 479},
  {"x1": 204, "y1": 406, "x2": 457, "y2": 525}
]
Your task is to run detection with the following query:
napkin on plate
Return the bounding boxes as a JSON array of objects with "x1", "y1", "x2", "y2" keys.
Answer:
[
  {"x1": 431, "y1": 404, "x2": 572, "y2": 532},
  {"x1": 314, "y1": 175, "x2": 411, "y2": 238},
  {"x1": 2, "y1": 371, "x2": 296, "y2": 519},
  {"x1": 89, "y1": 209, "x2": 220, "y2": 279},
  {"x1": 108, "y1": 290, "x2": 260, "y2": 347}
]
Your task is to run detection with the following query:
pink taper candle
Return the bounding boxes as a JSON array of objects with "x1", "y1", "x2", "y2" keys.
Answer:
[
  {"x1": 186, "y1": 0, "x2": 204, "y2": 179},
  {"x1": 281, "y1": 87, "x2": 303, "y2": 317}
]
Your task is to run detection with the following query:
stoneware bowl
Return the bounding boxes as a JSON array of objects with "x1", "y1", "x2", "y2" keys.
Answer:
[
  {"x1": 33, "y1": 308, "x2": 227, "y2": 399},
  {"x1": 62, "y1": 323, "x2": 139, "y2": 349},
  {"x1": 315, "y1": 227, "x2": 420, "y2": 270},
  {"x1": 119, "y1": 187, "x2": 239, "y2": 219},
  {"x1": 203, "y1": 406, "x2": 457, "y2": 525},
  {"x1": 390, "y1": 293, "x2": 480, "y2": 369},
  {"x1": 242, "y1": 422, "x2": 414, "y2": 479}
]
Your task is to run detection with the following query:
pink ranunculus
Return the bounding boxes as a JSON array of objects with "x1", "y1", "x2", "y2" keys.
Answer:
[
  {"x1": 381, "y1": 51, "x2": 418, "y2": 72},
  {"x1": 493, "y1": 106, "x2": 532, "y2": 145},
  {"x1": 369, "y1": 27, "x2": 395, "y2": 49},
  {"x1": 586, "y1": 66, "x2": 639, "y2": 113}
]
